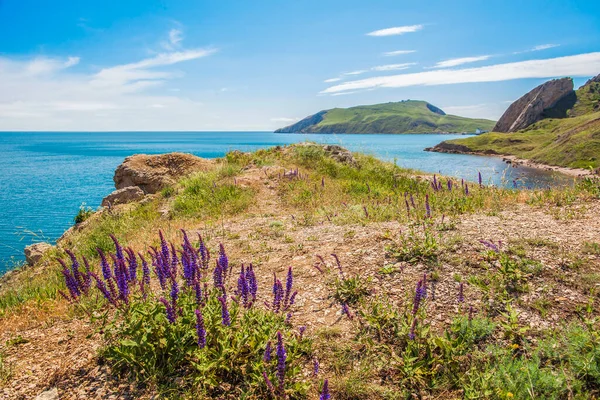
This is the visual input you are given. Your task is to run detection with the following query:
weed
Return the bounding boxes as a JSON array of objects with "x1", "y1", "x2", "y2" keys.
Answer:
[{"x1": 74, "y1": 203, "x2": 94, "y2": 224}]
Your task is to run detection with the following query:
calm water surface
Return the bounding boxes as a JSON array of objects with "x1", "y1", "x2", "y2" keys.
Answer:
[{"x1": 0, "y1": 131, "x2": 574, "y2": 273}]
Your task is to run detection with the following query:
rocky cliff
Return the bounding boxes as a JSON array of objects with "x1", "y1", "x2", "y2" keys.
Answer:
[{"x1": 493, "y1": 78, "x2": 575, "y2": 133}]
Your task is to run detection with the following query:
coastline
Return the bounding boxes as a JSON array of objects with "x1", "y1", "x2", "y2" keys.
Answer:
[{"x1": 425, "y1": 145, "x2": 597, "y2": 178}]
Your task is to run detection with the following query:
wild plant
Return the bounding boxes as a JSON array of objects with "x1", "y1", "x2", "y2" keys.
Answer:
[
  {"x1": 390, "y1": 224, "x2": 440, "y2": 264},
  {"x1": 58, "y1": 229, "x2": 314, "y2": 398}
]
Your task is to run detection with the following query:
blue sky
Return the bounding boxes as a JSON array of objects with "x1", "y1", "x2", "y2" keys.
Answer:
[{"x1": 0, "y1": 0, "x2": 599, "y2": 131}]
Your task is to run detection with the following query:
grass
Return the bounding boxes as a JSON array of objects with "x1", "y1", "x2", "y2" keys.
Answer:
[
  {"x1": 0, "y1": 350, "x2": 11, "y2": 384},
  {"x1": 277, "y1": 100, "x2": 495, "y2": 134}
]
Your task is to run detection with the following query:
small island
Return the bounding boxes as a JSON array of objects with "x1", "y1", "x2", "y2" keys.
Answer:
[{"x1": 275, "y1": 100, "x2": 496, "y2": 134}]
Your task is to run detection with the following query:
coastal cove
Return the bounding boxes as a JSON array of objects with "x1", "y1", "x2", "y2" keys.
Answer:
[{"x1": 0, "y1": 131, "x2": 576, "y2": 271}]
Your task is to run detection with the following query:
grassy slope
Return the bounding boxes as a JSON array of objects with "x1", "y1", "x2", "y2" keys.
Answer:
[
  {"x1": 291, "y1": 101, "x2": 495, "y2": 134},
  {"x1": 442, "y1": 111, "x2": 600, "y2": 169}
]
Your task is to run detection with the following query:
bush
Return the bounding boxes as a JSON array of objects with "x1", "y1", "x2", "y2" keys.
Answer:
[{"x1": 74, "y1": 203, "x2": 94, "y2": 224}]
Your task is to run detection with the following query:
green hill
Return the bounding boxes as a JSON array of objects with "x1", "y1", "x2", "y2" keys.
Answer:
[
  {"x1": 274, "y1": 100, "x2": 496, "y2": 134},
  {"x1": 429, "y1": 76, "x2": 600, "y2": 170}
]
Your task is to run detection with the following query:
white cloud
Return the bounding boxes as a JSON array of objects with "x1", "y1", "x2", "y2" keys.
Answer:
[
  {"x1": 342, "y1": 70, "x2": 368, "y2": 76},
  {"x1": 0, "y1": 31, "x2": 218, "y2": 130},
  {"x1": 321, "y1": 52, "x2": 600, "y2": 94},
  {"x1": 169, "y1": 29, "x2": 183, "y2": 47},
  {"x1": 433, "y1": 55, "x2": 491, "y2": 68},
  {"x1": 371, "y1": 63, "x2": 416, "y2": 71},
  {"x1": 383, "y1": 50, "x2": 416, "y2": 57},
  {"x1": 367, "y1": 24, "x2": 423, "y2": 37},
  {"x1": 324, "y1": 77, "x2": 341, "y2": 83},
  {"x1": 514, "y1": 44, "x2": 560, "y2": 54},
  {"x1": 271, "y1": 117, "x2": 299, "y2": 123},
  {"x1": 440, "y1": 103, "x2": 507, "y2": 120}
]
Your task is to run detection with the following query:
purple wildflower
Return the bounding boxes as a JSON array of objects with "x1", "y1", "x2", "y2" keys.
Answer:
[
  {"x1": 170, "y1": 278, "x2": 179, "y2": 307},
  {"x1": 276, "y1": 331, "x2": 286, "y2": 395},
  {"x1": 425, "y1": 194, "x2": 431, "y2": 218},
  {"x1": 433, "y1": 175, "x2": 438, "y2": 191},
  {"x1": 331, "y1": 253, "x2": 343, "y2": 275},
  {"x1": 246, "y1": 264, "x2": 257, "y2": 301},
  {"x1": 478, "y1": 171, "x2": 483, "y2": 187},
  {"x1": 198, "y1": 233, "x2": 209, "y2": 269},
  {"x1": 125, "y1": 247, "x2": 138, "y2": 282},
  {"x1": 264, "y1": 341, "x2": 272, "y2": 362},
  {"x1": 81, "y1": 256, "x2": 92, "y2": 294},
  {"x1": 284, "y1": 267, "x2": 293, "y2": 307},
  {"x1": 193, "y1": 279, "x2": 203, "y2": 306},
  {"x1": 298, "y1": 326, "x2": 306, "y2": 339},
  {"x1": 469, "y1": 305, "x2": 474, "y2": 322},
  {"x1": 272, "y1": 275, "x2": 283, "y2": 313},
  {"x1": 218, "y1": 243, "x2": 229, "y2": 277},
  {"x1": 409, "y1": 317, "x2": 418, "y2": 340},
  {"x1": 412, "y1": 280, "x2": 423, "y2": 316},
  {"x1": 313, "y1": 358, "x2": 319, "y2": 376},
  {"x1": 160, "y1": 297, "x2": 176, "y2": 323},
  {"x1": 410, "y1": 194, "x2": 416, "y2": 208},
  {"x1": 98, "y1": 248, "x2": 112, "y2": 281},
  {"x1": 458, "y1": 282, "x2": 465, "y2": 303},
  {"x1": 479, "y1": 239, "x2": 501, "y2": 252},
  {"x1": 263, "y1": 371, "x2": 275, "y2": 394},
  {"x1": 342, "y1": 302, "x2": 353, "y2": 320},
  {"x1": 65, "y1": 249, "x2": 84, "y2": 290},
  {"x1": 90, "y1": 272, "x2": 116, "y2": 306},
  {"x1": 195, "y1": 309, "x2": 206, "y2": 348},
  {"x1": 213, "y1": 261, "x2": 223, "y2": 288},
  {"x1": 465, "y1": 183, "x2": 469, "y2": 195},
  {"x1": 139, "y1": 253, "x2": 150, "y2": 297},
  {"x1": 218, "y1": 295, "x2": 231, "y2": 326},
  {"x1": 320, "y1": 379, "x2": 330, "y2": 400},
  {"x1": 447, "y1": 179, "x2": 453, "y2": 191}
]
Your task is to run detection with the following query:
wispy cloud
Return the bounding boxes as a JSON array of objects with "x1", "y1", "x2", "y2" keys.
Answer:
[
  {"x1": 383, "y1": 50, "x2": 416, "y2": 56},
  {"x1": 367, "y1": 24, "x2": 423, "y2": 37},
  {"x1": 371, "y1": 63, "x2": 417, "y2": 71},
  {"x1": 321, "y1": 52, "x2": 600, "y2": 94},
  {"x1": 324, "y1": 77, "x2": 342, "y2": 83},
  {"x1": 433, "y1": 55, "x2": 491, "y2": 68},
  {"x1": 342, "y1": 70, "x2": 368, "y2": 76},
  {"x1": 514, "y1": 43, "x2": 560, "y2": 54},
  {"x1": 0, "y1": 29, "x2": 217, "y2": 130},
  {"x1": 271, "y1": 117, "x2": 299, "y2": 123},
  {"x1": 169, "y1": 29, "x2": 183, "y2": 46}
]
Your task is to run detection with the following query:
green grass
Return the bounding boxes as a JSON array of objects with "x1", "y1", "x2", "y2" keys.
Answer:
[
  {"x1": 277, "y1": 100, "x2": 496, "y2": 134},
  {"x1": 0, "y1": 350, "x2": 11, "y2": 384},
  {"x1": 441, "y1": 111, "x2": 600, "y2": 169}
]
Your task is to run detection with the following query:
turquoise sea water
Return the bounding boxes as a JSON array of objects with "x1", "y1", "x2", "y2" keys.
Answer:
[{"x1": 0, "y1": 131, "x2": 573, "y2": 274}]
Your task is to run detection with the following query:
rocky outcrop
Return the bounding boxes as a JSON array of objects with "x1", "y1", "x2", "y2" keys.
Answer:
[
  {"x1": 101, "y1": 186, "x2": 145, "y2": 207},
  {"x1": 493, "y1": 78, "x2": 575, "y2": 133},
  {"x1": 424, "y1": 142, "x2": 474, "y2": 154},
  {"x1": 24, "y1": 242, "x2": 53, "y2": 266},
  {"x1": 114, "y1": 153, "x2": 213, "y2": 194},
  {"x1": 323, "y1": 144, "x2": 356, "y2": 165}
]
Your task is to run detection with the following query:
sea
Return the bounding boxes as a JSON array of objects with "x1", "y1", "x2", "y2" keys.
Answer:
[{"x1": 0, "y1": 131, "x2": 575, "y2": 274}]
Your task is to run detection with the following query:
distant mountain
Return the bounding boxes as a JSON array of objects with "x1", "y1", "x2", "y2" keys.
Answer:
[{"x1": 274, "y1": 100, "x2": 496, "y2": 134}]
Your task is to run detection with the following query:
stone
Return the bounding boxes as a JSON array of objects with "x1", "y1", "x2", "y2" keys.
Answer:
[
  {"x1": 113, "y1": 153, "x2": 213, "y2": 194},
  {"x1": 35, "y1": 388, "x2": 59, "y2": 400},
  {"x1": 101, "y1": 186, "x2": 145, "y2": 207},
  {"x1": 493, "y1": 78, "x2": 575, "y2": 133},
  {"x1": 24, "y1": 242, "x2": 53, "y2": 266},
  {"x1": 323, "y1": 144, "x2": 357, "y2": 165}
]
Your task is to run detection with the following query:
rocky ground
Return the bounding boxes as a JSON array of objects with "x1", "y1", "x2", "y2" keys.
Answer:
[{"x1": 1, "y1": 156, "x2": 599, "y2": 399}]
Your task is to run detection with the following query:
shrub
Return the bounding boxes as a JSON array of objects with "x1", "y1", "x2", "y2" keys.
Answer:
[{"x1": 74, "y1": 203, "x2": 94, "y2": 224}]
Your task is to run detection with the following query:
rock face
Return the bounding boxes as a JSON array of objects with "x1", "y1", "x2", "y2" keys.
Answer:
[
  {"x1": 24, "y1": 242, "x2": 53, "y2": 266},
  {"x1": 113, "y1": 153, "x2": 213, "y2": 194},
  {"x1": 275, "y1": 110, "x2": 326, "y2": 133},
  {"x1": 424, "y1": 142, "x2": 474, "y2": 154},
  {"x1": 101, "y1": 186, "x2": 145, "y2": 207},
  {"x1": 493, "y1": 78, "x2": 575, "y2": 133}
]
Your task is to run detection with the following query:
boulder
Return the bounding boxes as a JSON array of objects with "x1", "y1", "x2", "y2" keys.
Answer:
[
  {"x1": 493, "y1": 78, "x2": 575, "y2": 133},
  {"x1": 323, "y1": 145, "x2": 356, "y2": 165},
  {"x1": 101, "y1": 186, "x2": 145, "y2": 207},
  {"x1": 24, "y1": 242, "x2": 53, "y2": 266},
  {"x1": 113, "y1": 153, "x2": 213, "y2": 194},
  {"x1": 35, "y1": 388, "x2": 59, "y2": 400}
]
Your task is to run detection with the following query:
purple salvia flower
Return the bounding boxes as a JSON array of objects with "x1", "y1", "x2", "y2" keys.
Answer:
[
  {"x1": 342, "y1": 302, "x2": 353, "y2": 319},
  {"x1": 218, "y1": 243, "x2": 228, "y2": 277},
  {"x1": 409, "y1": 317, "x2": 418, "y2": 340},
  {"x1": 458, "y1": 282, "x2": 465, "y2": 303},
  {"x1": 419, "y1": 273, "x2": 427, "y2": 299},
  {"x1": 284, "y1": 266, "x2": 293, "y2": 307},
  {"x1": 170, "y1": 243, "x2": 179, "y2": 278},
  {"x1": 320, "y1": 379, "x2": 330, "y2": 400},
  {"x1": 412, "y1": 280, "x2": 423, "y2": 316},
  {"x1": 331, "y1": 253, "x2": 343, "y2": 275},
  {"x1": 272, "y1": 276, "x2": 283, "y2": 313},
  {"x1": 159, "y1": 297, "x2": 176, "y2": 324},
  {"x1": 110, "y1": 235, "x2": 127, "y2": 275},
  {"x1": 469, "y1": 305, "x2": 474, "y2": 322},
  {"x1": 298, "y1": 326, "x2": 306, "y2": 339},
  {"x1": 213, "y1": 261, "x2": 223, "y2": 288},
  {"x1": 264, "y1": 341, "x2": 272, "y2": 362},
  {"x1": 198, "y1": 233, "x2": 209, "y2": 269},
  {"x1": 447, "y1": 179, "x2": 453, "y2": 191},
  {"x1": 159, "y1": 230, "x2": 170, "y2": 265},
  {"x1": 410, "y1": 194, "x2": 416, "y2": 208},
  {"x1": 479, "y1": 239, "x2": 500, "y2": 252},
  {"x1": 90, "y1": 272, "x2": 116, "y2": 306},
  {"x1": 125, "y1": 247, "x2": 138, "y2": 282},
  {"x1": 218, "y1": 295, "x2": 231, "y2": 326},
  {"x1": 425, "y1": 194, "x2": 431, "y2": 218},
  {"x1": 465, "y1": 183, "x2": 469, "y2": 195},
  {"x1": 286, "y1": 312, "x2": 292, "y2": 324},
  {"x1": 237, "y1": 265, "x2": 249, "y2": 307},
  {"x1": 313, "y1": 358, "x2": 319, "y2": 376},
  {"x1": 478, "y1": 171, "x2": 483, "y2": 187},
  {"x1": 195, "y1": 309, "x2": 206, "y2": 348},
  {"x1": 81, "y1": 256, "x2": 92, "y2": 294},
  {"x1": 276, "y1": 331, "x2": 286, "y2": 395},
  {"x1": 98, "y1": 248, "x2": 112, "y2": 281},
  {"x1": 65, "y1": 250, "x2": 84, "y2": 290},
  {"x1": 181, "y1": 251, "x2": 194, "y2": 286},
  {"x1": 59, "y1": 259, "x2": 81, "y2": 300},
  {"x1": 170, "y1": 277, "x2": 179, "y2": 308},
  {"x1": 193, "y1": 279, "x2": 203, "y2": 306},
  {"x1": 139, "y1": 253, "x2": 150, "y2": 297},
  {"x1": 263, "y1": 371, "x2": 275, "y2": 395},
  {"x1": 286, "y1": 291, "x2": 298, "y2": 311},
  {"x1": 246, "y1": 264, "x2": 257, "y2": 301},
  {"x1": 115, "y1": 261, "x2": 129, "y2": 304}
]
